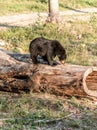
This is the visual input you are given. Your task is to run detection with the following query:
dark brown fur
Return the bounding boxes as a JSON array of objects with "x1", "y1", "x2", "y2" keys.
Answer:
[{"x1": 29, "y1": 37, "x2": 66, "y2": 66}]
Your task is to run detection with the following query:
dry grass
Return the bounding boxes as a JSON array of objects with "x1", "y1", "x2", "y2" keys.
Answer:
[
  {"x1": 0, "y1": 0, "x2": 97, "y2": 15},
  {"x1": 0, "y1": 92, "x2": 97, "y2": 130}
]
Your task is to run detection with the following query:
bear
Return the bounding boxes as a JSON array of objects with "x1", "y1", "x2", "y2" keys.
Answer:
[{"x1": 29, "y1": 37, "x2": 67, "y2": 66}]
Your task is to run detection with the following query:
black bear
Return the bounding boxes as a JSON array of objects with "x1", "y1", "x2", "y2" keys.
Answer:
[{"x1": 29, "y1": 37, "x2": 67, "y2": 66}]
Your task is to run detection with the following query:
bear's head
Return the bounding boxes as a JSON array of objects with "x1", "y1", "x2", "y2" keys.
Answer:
[{"x1": 58, "y1": 49, "x2": 67, "y2": 64}]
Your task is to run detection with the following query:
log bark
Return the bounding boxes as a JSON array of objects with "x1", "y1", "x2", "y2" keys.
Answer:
[{"x1": 0, "y1": 49, "x2": 97, "y2": 97}]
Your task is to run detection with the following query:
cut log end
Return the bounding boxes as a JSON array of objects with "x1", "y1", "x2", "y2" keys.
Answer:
[{"x1": 83, "y1": 67, "x2": 97, "y2": 97}]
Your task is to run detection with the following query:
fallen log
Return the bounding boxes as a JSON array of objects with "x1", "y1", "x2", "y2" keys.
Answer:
[{"x1": 0, "y1": 49, "x2": 97, "y2": 97}]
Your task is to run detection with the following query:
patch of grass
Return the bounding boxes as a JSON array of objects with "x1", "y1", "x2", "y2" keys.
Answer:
[
  {"x1": 0, "y1": 97, "x2": 8, "y2": 112},
  {"x1": 0, "y1": 0, "x2": 97, "y2": 15},
  {"x1": 0, "y1": 93, "x2": 67, "y2": 129},
  {"x1": 60, "y1": 0, "x2": 97, "y2": 10},
  {"x1": 0, "y1": 14, "x2": 97, "y2": 65},
  {"x1": 0, "y1": 0, "x2": 48, "y2": 15},
  {"x1": 0, "y1": 92, "x2": 97, "y2": 130}
]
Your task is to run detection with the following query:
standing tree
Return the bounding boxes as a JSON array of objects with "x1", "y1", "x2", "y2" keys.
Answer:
[{"x1": 48, "y1": 0, "x2": 60, "y2": 23}]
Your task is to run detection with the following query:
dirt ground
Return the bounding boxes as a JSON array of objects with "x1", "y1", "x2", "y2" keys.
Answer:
[{"x1": 0, "y1": 7, "x2": 97, "y2": 29}]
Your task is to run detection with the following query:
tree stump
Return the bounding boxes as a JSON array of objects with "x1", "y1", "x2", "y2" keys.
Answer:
[{"x1": 0, "y1": 49, "x2": 97, "y2": 97}]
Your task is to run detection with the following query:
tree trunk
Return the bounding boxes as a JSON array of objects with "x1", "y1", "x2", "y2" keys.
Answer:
[
  {"x1": 0, "y1": 49, "x2": 97, "y2": 97},
  {"x1": 48, "y1": 0, "x2": 60, "y2": 23}
]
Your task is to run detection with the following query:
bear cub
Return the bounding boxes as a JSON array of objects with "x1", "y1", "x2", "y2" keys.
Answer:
[{"x1": 29, "y1": 37, "x2": 67, "y2": 66}]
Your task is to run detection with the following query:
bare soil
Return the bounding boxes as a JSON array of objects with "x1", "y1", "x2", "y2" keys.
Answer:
[{"x1": 0, "y1": 8, "x2": 97, "y2": 29}]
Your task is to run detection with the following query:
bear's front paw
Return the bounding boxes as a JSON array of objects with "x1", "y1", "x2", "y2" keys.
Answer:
[{"x1": 53, "y1": 61, "x2": 60, "y2": 66}]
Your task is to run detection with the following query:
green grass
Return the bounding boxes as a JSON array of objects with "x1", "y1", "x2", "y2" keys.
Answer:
[
  {"x1": 0, "y1": 14, "x2": 97, "y2": 65},
  {"x1": 0, "y1": 0, "x2": 97, "y2": 15},
  {"x1": 0, "y1": 0, "x2": 48, "y2": 15},
  {"x1": 60, "y1": 0, "x2": 97, "y2": 10},
  {"x1": 0, "y1": 92, "x2": 97, "y2": 130}
]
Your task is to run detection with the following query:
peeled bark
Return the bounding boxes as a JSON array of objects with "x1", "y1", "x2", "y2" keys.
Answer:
[{"x1": 0, "y1": 49, "x2": 97, "y2": 97}]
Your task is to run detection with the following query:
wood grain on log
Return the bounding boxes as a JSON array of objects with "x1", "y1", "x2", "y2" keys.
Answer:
[
  {"x1": 0, "y1": 49, "x2": 97, "y2": 97},
  {"x1": 31, "y1": 64, "x2": 97, "y2": 97}
]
